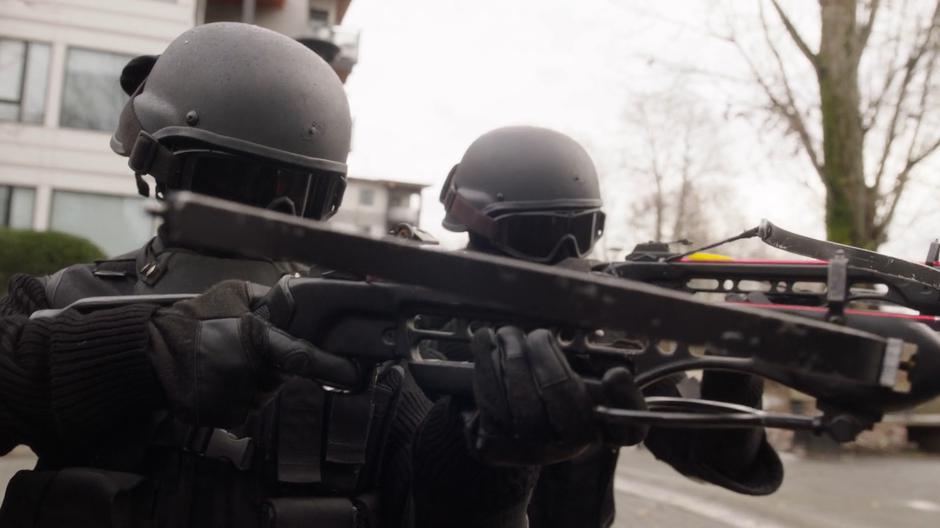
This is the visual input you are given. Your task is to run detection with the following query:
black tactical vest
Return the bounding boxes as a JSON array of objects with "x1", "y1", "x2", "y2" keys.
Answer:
[
  {"x1": 1, "y1": 237, "x2": 386, "y2": 528},
  {"x1": 42, "y1": 235, "x2": 306, "y2": 306}
]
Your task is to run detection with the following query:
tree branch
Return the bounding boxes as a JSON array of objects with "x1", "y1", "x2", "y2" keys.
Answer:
[
  {"x1": 872, "y1": 60, "x2": 918, "y2": 194},
  {"x1": 875, "y1": 40, "x2": 940, "y2": 237},
  {"x1": 770, "y1": 0, "x2": 819, "y2": 69},
  {"x1": 729, "y1": 8, "x2": 823, "y2": 180},
  {"x1": 911, "y1": 135, "x2": 940, "y2": 166},
  {"x1": 857, "y1": 0, "x2": 882, "y2": 52},
  {"x1": 672, "y1": 123, "x2": 694, "y2": 239},
  {"x1": 637, "y1": 101, "x2": 667, "y2": 242},
  {"x1": 872, "y1": 2, "x2": 940, "y2": 194},
  {"x1": 875, "y1": 139, "x2": 931, "y2": 240},
  {"x1": 864, "y1": 1, "x2": 915, "y2": 132},
  {"x1": 863, "y1": 48, "x2": 903, "y2": 134}
]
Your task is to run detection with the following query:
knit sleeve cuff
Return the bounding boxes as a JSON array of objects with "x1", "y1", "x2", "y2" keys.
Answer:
[
  {"x1": 693, "y1": 436, "x2": 784, "y2": 495},
  {"x1": 412, "y1": 398, "x2": 538, "y2": 528},
  {"x1": 48, "y1": 304, "x2": 163, "y2": 443},
  {"x1": 0, "y1": 315, "x2": 55, "y2": 454}
]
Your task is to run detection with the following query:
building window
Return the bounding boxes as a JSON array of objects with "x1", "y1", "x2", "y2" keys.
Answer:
[
  {"x1": 389, "y1": 191, "x2": 420, "y2": 209},
  {"x1": 50, "y1": 191, "x2": 153, "y2": 256},
  {"x1": 60, "y1": 48, "x2": 133, "y2": 132},
  {"x1": 0, "y1": 38, "x2": 51, "y2": 124},
  {"x1": 388, "y1": 194, "x2": 406, "y2": 208},
  {"x1": 359, "y1": 188, "x2": 375, "y2": 206},
  {"x1": 0, "y1": 185, "x2": 36, "y2": 229},
  {"x1": 310, "y1": 6, "x2": 330, "y2": 29}
]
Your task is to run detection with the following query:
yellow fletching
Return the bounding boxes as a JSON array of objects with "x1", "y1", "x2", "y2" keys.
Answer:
[{"x1": 685, "y1": 252, "x2": 733, "y2": 261}]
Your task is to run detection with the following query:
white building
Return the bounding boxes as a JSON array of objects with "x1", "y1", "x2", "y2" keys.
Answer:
[
  {"x1": 0, "y1": 0, "x2": 425, "y2": 255},
  {"x1": 333, "y1": 178, "x2": 427, "y2": 237},
  {"x1": 0, "y1": 0, "x2": 197, "y2": 256}
]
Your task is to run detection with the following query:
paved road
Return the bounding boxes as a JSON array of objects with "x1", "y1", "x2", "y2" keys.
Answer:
[
  {"x1": 613, "y1": 447, "x2": 940, "y2": 527},
  {"x1": 1, "y1": 446, "x2": 937, "y2": 526},
  {"x1": 0, "y1": 447, "x2": 35, "y2": 499}
]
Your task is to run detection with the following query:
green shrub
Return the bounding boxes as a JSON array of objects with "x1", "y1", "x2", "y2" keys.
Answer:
[{"x1": 0, "y1": 229, "x2": 106, "y2": 295}]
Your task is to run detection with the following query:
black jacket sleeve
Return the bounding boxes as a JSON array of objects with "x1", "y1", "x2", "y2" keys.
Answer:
[
  {"x1": 376, "y1": 365, "x2": 536, "y2": 528},
  {"x1": 643, "y1": 373, "x2": 783, "y2": 496},
  {"x1": 410, "y1": 397, "x2": 537, "y2": 528},
  {"x1": 0, "y1": 274, "x2": 163, "y2": 458}
]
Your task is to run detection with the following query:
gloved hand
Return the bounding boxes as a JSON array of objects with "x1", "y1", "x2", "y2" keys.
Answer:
[
  {"x1": 148, "y1": 280, "x2": 359, "y2": 427},
  {"x1": 643, "y1": 371, "x2": 783, "y2": 495},
  {"x1": 466, "y1": 326, "x2": 646, "y2": 466}
]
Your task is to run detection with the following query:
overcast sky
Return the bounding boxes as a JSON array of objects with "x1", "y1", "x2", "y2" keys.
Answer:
[{"x1": 341, "y1": 0, "x2": 940, "y2": 259}]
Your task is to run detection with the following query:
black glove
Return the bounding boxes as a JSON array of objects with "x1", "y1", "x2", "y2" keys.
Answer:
[
  {"x1": 148, "y1": 280, "x2": 360, "y2": 428},
  {"x1": 644, "y1": 371, "x2": 783, "y2": 495},
  {"x1": 467, "y1": 326, "x2": 646, "y2": 466}
]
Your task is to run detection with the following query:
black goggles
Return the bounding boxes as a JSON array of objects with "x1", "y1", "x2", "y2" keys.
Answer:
[
  {"x1": 489, "y1": 208, "x2": 606, "y2": 261},
  {"x1": 174, "y1": 149, "x2": 346, "y2": 220},
  {"x1": 445, "y1": 189, "x2": 605, "y2": 262}
]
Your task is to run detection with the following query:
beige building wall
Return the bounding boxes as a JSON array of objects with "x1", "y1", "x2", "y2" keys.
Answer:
[
  {"x1": 1, "y1": 0, "x2": 419, "y2": 253},
  {"x1": 0, "y1": 0, "x2": 197, "y2": 255}
]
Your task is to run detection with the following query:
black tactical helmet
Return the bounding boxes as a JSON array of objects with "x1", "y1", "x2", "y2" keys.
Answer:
[
  {"x1": 111, "y1": 23, "x2": 351, "y2": 220},
  {"x1": 440, "y1": 126, "x2": 605, "y2": 263}
]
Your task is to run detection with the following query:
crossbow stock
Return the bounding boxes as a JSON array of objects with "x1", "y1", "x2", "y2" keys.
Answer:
[{"x1": 57, "y1": 193, "x2": 940, "y2": 445}]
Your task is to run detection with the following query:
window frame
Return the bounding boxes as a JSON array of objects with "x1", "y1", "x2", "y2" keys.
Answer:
[
  {"x1": 0, "y1": 184, "x2": 36, "y2": 229},
  {"x1": 48, "y1": 189, "x2": 156, "y2": 256},
  {"x1": 358, "y1": 188, "x2": 376, "y2": 207},
  {"x1": 0, "y1": 37, "x2": 51, "y2": 124},
  {"x1": 309, "y1": 6, "x2": 331, "y2": 27},
  {"x1": 59, "y1": 45, "x2": 134, "y2": 132}
]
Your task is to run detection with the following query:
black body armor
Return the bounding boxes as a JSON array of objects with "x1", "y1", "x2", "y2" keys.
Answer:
[{"x1": 1, "y1": 238, "x2": 387, "y2": 528}]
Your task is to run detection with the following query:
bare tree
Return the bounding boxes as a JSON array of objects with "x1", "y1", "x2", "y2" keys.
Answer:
[
  {"x1": 725, "y1": 0, "x2": 940, "y2": 249},
  {"x1": 609, "y1": 90, "x2": 737, "y2": 253}
]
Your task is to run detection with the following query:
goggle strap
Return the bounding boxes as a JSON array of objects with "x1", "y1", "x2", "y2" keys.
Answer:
[
  {"x1": 446, "y1": 192, "x2": 499, "y2": 239},
  {"x1": 128, "y1": 131, "x2": 181, "y2": 194}
]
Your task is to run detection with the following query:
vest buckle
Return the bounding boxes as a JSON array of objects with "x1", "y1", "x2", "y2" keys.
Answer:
[{"x1": 186, "y1": 427, "x2": 254, "y2": 471}]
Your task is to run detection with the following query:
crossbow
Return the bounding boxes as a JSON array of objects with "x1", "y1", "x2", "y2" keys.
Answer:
[{"x1": 45, "y1": 193, "x2": 940, "y2": 446}]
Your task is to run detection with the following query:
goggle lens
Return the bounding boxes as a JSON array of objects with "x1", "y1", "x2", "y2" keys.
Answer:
[
  {"x1": 495, "y1": 209, "x2": 604, "y2": 261},
  {"x1": 179, "y1": 151, "x2": 343, "y2": 220}
]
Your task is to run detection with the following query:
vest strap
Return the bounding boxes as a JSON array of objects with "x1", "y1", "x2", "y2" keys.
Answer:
[
  {"x1": 92, "y1": 258, "x2": 138, "y2": 279},
  {"x1": 152, "y1": 418, "x2": 255, "y2": 471},
  {"x1": 276, "y1": 379, "x2": 326, "y2": 484},
  {"x1": 323, "y1": 390, "x2": 375, "y2": 491}
]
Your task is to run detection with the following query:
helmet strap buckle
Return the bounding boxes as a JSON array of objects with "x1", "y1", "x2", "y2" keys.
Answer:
[
  {"x1": 128, "y1": 131, "x2": 181, "y2": 198},
  {"x1": 134, "y1": 172, "x2": 151, "y2": 198},
  {"x1": 128, "y1": 131, "x2": 160, "y2": 174}
]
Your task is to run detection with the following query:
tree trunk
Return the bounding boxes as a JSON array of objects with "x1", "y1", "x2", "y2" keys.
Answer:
[{"x1": 817, "y1": 0, "x2": 873, "y2": 247}]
